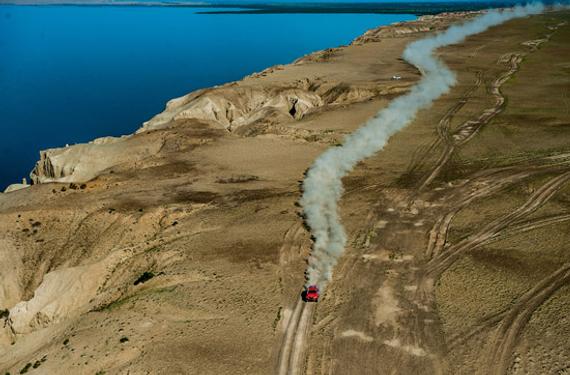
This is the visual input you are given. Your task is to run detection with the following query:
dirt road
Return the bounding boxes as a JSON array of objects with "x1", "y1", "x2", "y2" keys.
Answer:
[{"x1": 277, "y1": 299, "x2": 315, "y2": 375}]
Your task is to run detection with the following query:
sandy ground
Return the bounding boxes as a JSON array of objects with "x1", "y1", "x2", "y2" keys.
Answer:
[{"x1": 0, "y1": 9, "x2": 569, "y2": 375}]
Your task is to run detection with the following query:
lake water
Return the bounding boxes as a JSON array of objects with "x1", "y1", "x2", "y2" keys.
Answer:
[{"x1": 0, "y1": 5, "x2": 415, "y2": 189}]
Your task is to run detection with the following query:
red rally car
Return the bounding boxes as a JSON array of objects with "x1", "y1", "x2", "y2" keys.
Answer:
[{"x1": 302, "y1": 285, "x2": 320, "y2": 302}]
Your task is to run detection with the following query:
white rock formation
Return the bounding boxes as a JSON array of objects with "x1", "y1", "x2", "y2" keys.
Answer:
[
  {"x1": 0, "y1": 239, "x2": 23, "y2": 310},
  {"x1": 30, "y1": 134, "x2": 163, "y2": 184},
  {"x1": 8, "y1": 249, "x2": 127, "y2": 334},
  {"x1": 3, "y1": 183, "x2": 30, "y2": 193},
  {"x1": 140, "y1": 86, "x2": 324, "y2": 133},
  {"x1": 3, "y1": 178, "x2": 30, "y2": 193}
]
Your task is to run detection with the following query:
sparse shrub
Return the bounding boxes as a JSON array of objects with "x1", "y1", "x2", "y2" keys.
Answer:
[
  {"x1": 19, "y1": 363, "x2": 32, "y2": 374},
  {"x1": 216, "y1": 175, "x2": 259, "y2": 184},
  {"x1": 272, "y1": 307, "x2": 282, "y2": 330},
  {"x1": 32, "y1": 361, "x2": 41, "y2": 369},
  {"x1": 93, "y1": 295, "x2": 134, "y2": 311},
  {"x1": 119, "y1": 336, "x2": 129, "y2": 343},
  {"x1": 0, "y1": 309, "x2": 9, "y2": 319},
  {"x1": 63, "y1": 338, "x2": 69, "y2": 345}
]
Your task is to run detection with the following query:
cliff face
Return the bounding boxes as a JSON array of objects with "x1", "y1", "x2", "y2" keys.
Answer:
[
  {"x1": 26, "y1": 81, "x2": 411, "y2": 186},
  {"x1": 29, "y1": 134, "x2": 164, "y2": 184},
  {"x1": 353, "y1": 12, "x2": 480, "y2": 44}
]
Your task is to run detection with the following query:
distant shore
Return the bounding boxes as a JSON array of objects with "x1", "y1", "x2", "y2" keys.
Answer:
[{"x1": 0, "y1": 1, "x2": 529, "y2": 16}]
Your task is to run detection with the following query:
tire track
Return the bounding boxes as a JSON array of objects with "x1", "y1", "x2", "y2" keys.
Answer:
[
  {"x1": 419, "y1": 28, "x2": 564, "y2": 190},
  {"x1": 277, "y1": 299, "x2": 315, "y2": 375},
  {"x1": 445, "y1": 214, "x2": 570, "y2": 348},
  {"x1": 289, "y1": 303, "x2": 314, "y2": 375},
  {"x1": 406, "y1": 71, "x2": 483, "y2": 179},
  {"x1": 278, "y1": 298, "x2": 304, "y2": 375},
  {"x1": 479, "y1": 212, "x2": 570, "y2": 247},
  {"x1": 447, "y1": 263, "x2": 570, "y2": 356},
  {"x1": 425, "y1": 169, "x2": 535, "y2": 259},
  {"x1": 485, "y1": 263, "x2": 570, "y2": 375},
  {"x1": 439, "y1": 71, "x2": 484, "y2": 144},
  {"x1": 427, "y1": 171, "x2": 570, "y2": 277},
  {"x1": 419, "y1": 54, "x2": 523, "y2": 190},
  {"x1": 279, "y1": 222, "x2": 307, "y2": 265}
]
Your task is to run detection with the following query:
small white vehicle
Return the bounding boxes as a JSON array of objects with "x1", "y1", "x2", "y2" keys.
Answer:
[{"x1": 392, "y1": 75, "x2": 402, "y2": 80}]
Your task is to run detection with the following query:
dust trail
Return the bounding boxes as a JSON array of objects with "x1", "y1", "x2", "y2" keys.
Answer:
[{"x1": 300, "y1": 2, "x2": 546, "y2": 288}]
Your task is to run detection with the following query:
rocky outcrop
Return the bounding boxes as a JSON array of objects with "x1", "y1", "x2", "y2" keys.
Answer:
[
  {"x1": 294, "y1": 48, "x2": 343, "y2": 64},
  {"x1": 0, "y1": 239, "x2": 23, "y2": 311},
  {"x1": 30, "y1": 134, "x2": 164, "y2": 184},
  {"x1": 140, "y1": 80, "x2": 410, "y2": 135},
  {"x1": 31, "y1": 76, "x2": 408, "y2": 185},
  {"x1": 3, "y1": 183, "x2": 30, "y2": 194},
  {"x1": 140, "y1": 86, "x2": 325, "y2": 133},
  {"x1": 7, "y1": 248, "x2": 129, "y2": 334},
  {"x1": 353, "y1": 11, "x2": 482, "y2": 44}
]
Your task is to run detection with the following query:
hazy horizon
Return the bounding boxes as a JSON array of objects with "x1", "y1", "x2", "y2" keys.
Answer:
[{"x1": 0, "y1": 0, "x2": 537, "y2": 4}]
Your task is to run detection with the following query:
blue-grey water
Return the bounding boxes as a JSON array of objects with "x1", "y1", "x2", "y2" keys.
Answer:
[{"x1": 0, "y1": 5, "x2": 415, "y2": 189}]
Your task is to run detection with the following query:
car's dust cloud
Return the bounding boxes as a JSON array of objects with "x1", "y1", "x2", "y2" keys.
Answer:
[{"x1": 301, "y1": 2, "x2": 546, "y2": 289}]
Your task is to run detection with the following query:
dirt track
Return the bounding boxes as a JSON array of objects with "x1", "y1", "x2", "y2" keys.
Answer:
[
  {"x1": 277, "y1": 299, "x2": 314, "y2": 375},
  {"x1": 417, "y1": 51, "x2": 524, "y2": 191},
  {"x1": 426, "y1": 171, "x2": 570, "y2": 278}
]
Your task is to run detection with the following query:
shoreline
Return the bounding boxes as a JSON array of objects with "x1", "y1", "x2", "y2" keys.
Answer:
[
  {"x1": 0, "y1": 7, "x2": 415, "y2": 192},
  {"x1": 0, "y1": 10, "x2": 434, "y2": 194},
  {"x1": 2, "y1": 10, "x2": 481, "y2": 193}
]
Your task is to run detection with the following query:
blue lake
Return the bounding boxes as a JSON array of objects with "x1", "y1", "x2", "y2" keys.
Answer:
[{"x1": 0, "y1": 5, "x2": 415, "y2": 189}]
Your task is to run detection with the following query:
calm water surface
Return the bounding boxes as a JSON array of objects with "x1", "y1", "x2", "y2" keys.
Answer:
[{"x1": 0, "y1": 5, "x2": 415, "y2": 189}]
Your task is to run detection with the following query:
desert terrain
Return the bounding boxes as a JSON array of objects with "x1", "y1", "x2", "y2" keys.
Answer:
[{"x1": 1, "y1": 8, "x2": 569, "y2": 375}]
